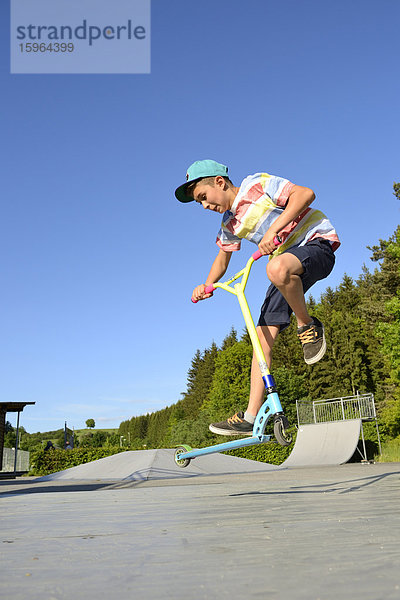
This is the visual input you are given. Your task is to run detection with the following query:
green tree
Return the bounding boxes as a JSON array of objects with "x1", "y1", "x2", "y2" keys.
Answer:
[
  {"x1": 147, "y1": 405, "x2": 174, "y2": 448},
  {"x1": 221, "y1": 327, "x2": 238, "y2": 350},
  {"x1": 80, "y1": 430, "x2": 108, "y2": 448},
  {"x1": 370, "y1": 215, "x2": 400, "y2": 436},
  {"x1": 167, "y1": 412, "x2": 215, "y2": 447},
  {"x1": 309, "y1": 276, "x2": 373, "y2": 398},
  {"x1": 202, "y1": 339, "x2": 253, "y2": 420},
  {"x1": 273, "y1": 366, "x2": 308, "y2": 425},
  {"x1": 181, "y1": 343, "x2": 219, "y2": 419},
  {"x1": 86, "y1": 419, "x2": 95, "y2": 429},
  {"x1": 4, "y1": 425, "x2": 16, "y2": 448}
]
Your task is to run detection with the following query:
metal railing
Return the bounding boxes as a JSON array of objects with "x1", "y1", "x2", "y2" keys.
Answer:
[
  {"x1": 296, "y1": 393, "x2": 376, "y2": 425},
  {"x1": 1, "y1": 448, "x2": 30, "y2": 472},
  {"x1": 296, "y1": 393, "x2": 381, "y2": 461}
]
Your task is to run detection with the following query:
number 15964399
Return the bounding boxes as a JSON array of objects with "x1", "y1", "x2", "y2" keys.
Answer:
[{"x1": 19, "y1": 42, "x2": 74, "y2": 52}]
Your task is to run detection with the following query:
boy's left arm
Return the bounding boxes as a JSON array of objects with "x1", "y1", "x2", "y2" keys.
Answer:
[{"x1": 258, "y1": 185, "x2": 315, "y2": 255}]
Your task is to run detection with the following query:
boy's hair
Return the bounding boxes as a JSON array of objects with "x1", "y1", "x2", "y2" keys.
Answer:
[{"x1": 186, "y1": 176, "x2": 233, "y2": 199}]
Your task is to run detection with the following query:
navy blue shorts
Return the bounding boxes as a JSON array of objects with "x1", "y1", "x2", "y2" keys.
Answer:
[{"x1": 257, "y1": 238, "x2": 335, "y2": 332}]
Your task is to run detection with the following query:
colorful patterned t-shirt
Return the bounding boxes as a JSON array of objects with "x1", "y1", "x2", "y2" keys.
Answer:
[{"x1": 216, "y1": 173, "x2": 340, "y2": 255}]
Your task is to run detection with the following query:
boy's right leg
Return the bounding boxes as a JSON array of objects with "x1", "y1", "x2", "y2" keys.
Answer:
[
  {"x1": 266, "y1": 251, "x2": 326, "y2": 364},
  {"x1": 209, "y1": 325, "x2": 279, "y2": 436}
]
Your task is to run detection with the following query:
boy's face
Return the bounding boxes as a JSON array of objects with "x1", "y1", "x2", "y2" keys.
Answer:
[{"x1": 192, "y1": 177, "x2": 232, "y2": 213}]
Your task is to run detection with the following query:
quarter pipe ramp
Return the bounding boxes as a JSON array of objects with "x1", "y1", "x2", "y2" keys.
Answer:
[{"x1": 283, "y1": 418, "x2": 361, "y2": 467}]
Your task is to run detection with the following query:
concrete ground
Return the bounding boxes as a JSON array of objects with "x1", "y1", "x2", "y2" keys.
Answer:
[{"x1": 1, "y1": 462, "x2": 400, "y2": 600}]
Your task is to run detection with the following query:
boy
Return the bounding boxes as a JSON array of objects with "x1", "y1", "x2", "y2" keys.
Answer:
[{"x1": 175, "y1": 159, "x2": 340, "y2": 436}]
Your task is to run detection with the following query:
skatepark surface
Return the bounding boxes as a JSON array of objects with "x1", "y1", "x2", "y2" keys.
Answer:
[
  {"x1": 0, "y1": 420, "x2": 396, "y2": 599},
  {"x1": 1, "y1": 462, "x2": 400, "y2": 600}
]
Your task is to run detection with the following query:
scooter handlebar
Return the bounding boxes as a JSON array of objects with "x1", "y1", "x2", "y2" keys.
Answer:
[
  {"x1": 251, "y1": 250, "x2": 263, "y2": 261},
  {"x1": 252, "y1": 236, "x2": 282, "y2": 261},
  {"x1": 204, "y1": 284, "x2": 216, "y2": 295},
  {"x1": 191, "y1": 284, "x2": 215, "y2": 304},
  {"x1": 191, "y1": 236, "x2": 282, "y2": 303}
]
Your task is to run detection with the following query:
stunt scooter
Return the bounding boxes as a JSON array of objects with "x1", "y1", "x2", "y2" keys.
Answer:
[{"x1": 174, "y1": 242, "x2": 292, "y2": 468}]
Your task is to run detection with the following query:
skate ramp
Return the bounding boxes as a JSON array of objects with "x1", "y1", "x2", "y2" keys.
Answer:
[
  {"x1": 283, "y1": 419, "x2": 362, "y2": 467},
  {"x1": 36, "y1": 420, "x2": 361, "y2": 482},
  {"x1": 36, "y1": 448, "x2": 282, "y2": 482}
]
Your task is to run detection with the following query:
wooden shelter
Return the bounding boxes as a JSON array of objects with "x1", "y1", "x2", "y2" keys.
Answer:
[{"x1": 0, "y1": 401, "x2": 35, "y2": 477}]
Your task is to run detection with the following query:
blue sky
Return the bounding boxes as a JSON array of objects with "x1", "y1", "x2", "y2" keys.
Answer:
[{"x1": 1, "y1": 0, "x2": 399, "y2": 433}]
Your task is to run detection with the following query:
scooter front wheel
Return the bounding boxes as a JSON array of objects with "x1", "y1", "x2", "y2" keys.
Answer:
[
  {"x1": 273, "y1": 415, "x2": 293, "y2": 446},
  {"x1": 174, "y1": 446, "x2": 191, "y2": 468}
]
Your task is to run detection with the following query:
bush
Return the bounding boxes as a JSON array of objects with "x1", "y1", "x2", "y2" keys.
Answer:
[
  {"x1": 226, "y1": 435, "x2": 295, "y2": 464},
  {"x1": 29, "y1": 447, "x2": 124, "y2": 476}
]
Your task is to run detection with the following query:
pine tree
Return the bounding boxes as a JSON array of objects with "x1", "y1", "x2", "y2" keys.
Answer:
[
  {"x1": 221, "y1": 327, "x2": 238, "y2": 350},
  {"x1": 202, "y1": 339, "x2": 253, "y2": 420},
  {"x1": 180, "y1": 343, "x2": 219, "y2": 419}
]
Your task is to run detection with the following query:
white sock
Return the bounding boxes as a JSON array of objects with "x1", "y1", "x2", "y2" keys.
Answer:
[{"x1": 244, "y1": 411, "x2": 256, "y2": 424}]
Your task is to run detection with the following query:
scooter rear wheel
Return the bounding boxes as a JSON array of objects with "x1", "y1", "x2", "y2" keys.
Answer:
[
  {"x1": 174, "y1": 446, "x2": 191, "y2": 468},
  {"x1": 273, "y1": 416, "x2": 293, "y2": 446}
]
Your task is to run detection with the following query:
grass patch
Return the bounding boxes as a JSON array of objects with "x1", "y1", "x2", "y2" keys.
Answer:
[
  {"x1": 74, "y1": 428, "x2": 118, "y2": 435},
  {"x1": 375, "y1": 438, "x2": 400, "y2": 462}
]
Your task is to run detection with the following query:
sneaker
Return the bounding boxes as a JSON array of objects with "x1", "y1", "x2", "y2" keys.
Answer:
[
  {"x1": 297, "y1": 317, "x2": 326, "y2": 365},
  {"x1": 209, "y1": 411, "x2": 254, "y2": 436}
]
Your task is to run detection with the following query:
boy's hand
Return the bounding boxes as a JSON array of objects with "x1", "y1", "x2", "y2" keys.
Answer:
[
  {"x1": 258, "y1": 232, "x2": 280, "y2": 255},
  {"x1": 192, "y1": 284, "x2": 213, "y2": 302}
]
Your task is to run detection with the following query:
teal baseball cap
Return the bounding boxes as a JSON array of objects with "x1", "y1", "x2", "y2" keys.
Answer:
[{"x1": 175, "y1": 159, "x2": 229, "y2": 203}]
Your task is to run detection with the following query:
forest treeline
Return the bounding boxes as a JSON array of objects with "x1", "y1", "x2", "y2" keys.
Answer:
[{"x1": 120, "y1": 185, "x2": 400, "y2": 451}]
